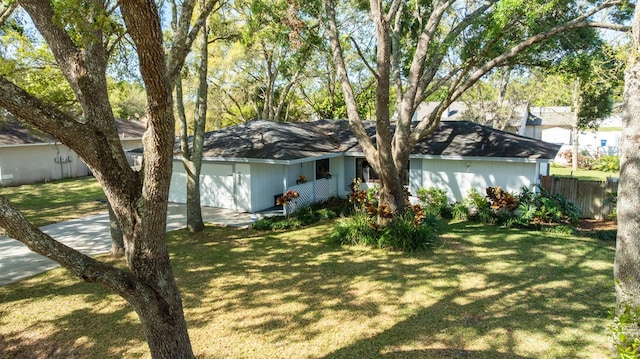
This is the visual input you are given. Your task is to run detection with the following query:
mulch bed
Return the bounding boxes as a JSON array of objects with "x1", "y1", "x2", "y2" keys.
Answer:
[{"x1": 577, "y1": 219, "x2": 617, "y2": 232}]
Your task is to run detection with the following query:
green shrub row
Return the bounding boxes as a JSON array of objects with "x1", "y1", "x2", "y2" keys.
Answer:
[
  {"x1": 415, "y1": 185, "x2": 582, "y2": 230},
  {"x1": 252, "y1": 200, "x2": 346, "y2": 230},
  {"x1": 329, "y1": 209, "x2": 439, "y2": 251}
]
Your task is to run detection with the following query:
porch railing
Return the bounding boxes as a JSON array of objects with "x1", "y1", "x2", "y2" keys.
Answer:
[{"x1": 285, "y1": 177, "x2": 338, "y2": 215}]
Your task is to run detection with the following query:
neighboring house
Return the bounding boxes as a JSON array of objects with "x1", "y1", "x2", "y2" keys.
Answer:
[
  {"x1": 522, "y1": 106, "x2": 621, "y2": 159},
  {"x1": 0, "y1": 118, "x2": 146, "y2": 186},
  {"x1": 417, "y1": 101, "x2": 527, "y2": 133},
  {"x1": 162, "y1": 119, "x2": 559, "y2": 214},
  {"x1": 414, "y1": 101, "x2": 469, "y2": 122}
]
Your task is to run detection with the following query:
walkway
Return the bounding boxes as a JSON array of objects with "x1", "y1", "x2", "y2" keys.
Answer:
[{"x1": 0, "y1": 204, "x2": 266, "y2": 285}]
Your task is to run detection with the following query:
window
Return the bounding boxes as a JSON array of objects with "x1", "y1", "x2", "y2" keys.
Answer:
[
  {"x1": 315, "y1": 158, "x2": 331, "y2": 180},
  {"x1": 354, "y1": 158, "x2": 410, "y2": 184},
  {"x1": 355, "y1": 158, "x2": 379, "y2": 182}
]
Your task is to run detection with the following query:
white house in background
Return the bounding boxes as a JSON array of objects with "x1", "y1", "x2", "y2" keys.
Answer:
[
  {"x1": 0, "y1": 118, "x2": 146, "y2": 186},
  {"x1": 522, "y1": 106, "x2": 622, "y2": 160},
  {"x1": 154, "y1": 119, "x2": 560, "y2": 214},
  {"x1": 414, "y1": 101, "x2": 469, "y2": 122}
]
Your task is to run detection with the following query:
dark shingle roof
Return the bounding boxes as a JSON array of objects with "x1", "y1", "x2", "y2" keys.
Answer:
[
  {"x1": 195, "y1": 119, "x2": 560, "y2": 161},
  {"x1": 411, "y1": 120, "x2": 559, "y2": 159},
  {"x1": 0, "y1": 118, "x2": 146, "y2": 146}
]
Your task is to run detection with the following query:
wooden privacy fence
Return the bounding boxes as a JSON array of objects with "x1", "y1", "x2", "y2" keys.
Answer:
[{"x1": 539, "y1": 175, "x2": 618, "y2": 220}]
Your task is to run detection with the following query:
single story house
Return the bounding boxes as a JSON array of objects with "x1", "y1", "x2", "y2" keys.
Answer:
[
  {"x1": 162, "y1": 119, "x2": 560, "y2": 213},
  {"x1": 0, "y1": 118, "x2": 146, "y2": 186}
]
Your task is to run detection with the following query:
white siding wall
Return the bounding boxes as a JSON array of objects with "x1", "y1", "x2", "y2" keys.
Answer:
[
  {"x1": 288, "y1": 161, "x2": 314, "y2": 185},
  {"x1": 412, "y1": 158, "x2": 538, "y2": 202},
  {"x1": 0, "y1": 144, "x2": 90, "y2": 186},
  {"x1": 250, "y1": 163, "x2": 286, "y2": 212}
]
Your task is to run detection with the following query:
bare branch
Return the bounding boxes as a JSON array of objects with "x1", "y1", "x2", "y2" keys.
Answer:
[
  {"x1": 386, "y1": 0, "x2": 402, "y2": 23},
  {"x1": 324, "y1": 0, "x2": 377, "y2": 157},
  {"x1": 414, "y1": 0, "x2": 498, "y2": 108},
  {"x1": 166, "y1": 0, "x2": 219, "y2": 86},
  {"x1": 350, "y1": 36, "x2": 379, "y2": 79},
  {"x1": 587, "y1": 22, "x2": 631, "y2": 32}
]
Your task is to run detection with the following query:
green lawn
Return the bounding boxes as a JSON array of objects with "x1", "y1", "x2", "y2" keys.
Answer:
[
  {"x1": 0, "y1": 176, "x2": 107, "y2": 227},
  {"x1": 0, "y1": 220, "x2": 615, "y2": 358},
  {"x1": 550, "y1": 167, "x2": 619, "y2": 181}
]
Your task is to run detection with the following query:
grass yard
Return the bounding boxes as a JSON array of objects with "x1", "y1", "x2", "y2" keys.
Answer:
[
  {"x1": 550, "y1": 167, "x2": 619, "y2": 181},
  {"x1": 0, "y1": 177, "x2": 107, "y2": 227},
  {"x1": 0, "y1": 220, "x2": 615, "y2": 358}
]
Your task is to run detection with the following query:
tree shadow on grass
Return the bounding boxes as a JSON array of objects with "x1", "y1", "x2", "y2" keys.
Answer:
[
  {"x1": 171, "y1": 221, "x2": 614, "y2": 358},
  {"x1": 0, "y1": 302, "x2": 145, "y2": 358},
  {"x1": 0, "y1": 220, "x2": 615, "y2": 358}
]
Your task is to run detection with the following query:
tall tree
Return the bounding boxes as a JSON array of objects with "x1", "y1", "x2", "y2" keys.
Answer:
[
  {"x1": 553, "y1": 43, "x2": 623, "y2": 170},
  {"x1": 322, "y1": 0, "x2": 630, "y2": 225},
  {"x1": 0, "y1": 0, "x2": 216, "y2": 356},
  {"x1": 614, "y1": 1, "x2": 640, "y2": 355},
  {"x1": 174, "y1": 0, "x2": 219, "y2": 232}
]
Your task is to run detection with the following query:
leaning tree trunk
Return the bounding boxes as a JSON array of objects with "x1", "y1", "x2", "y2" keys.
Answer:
[{"x1": 614, "y1": 1, "x2": 640, "y2": 354}]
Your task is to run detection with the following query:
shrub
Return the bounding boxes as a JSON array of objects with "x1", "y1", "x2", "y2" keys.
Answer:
[
  {"x1": 252, "y1": 216, "x2": 301, "y2": 230},
  {"x1": 592, "y1": 155, "x2": 620, "y2": 172},
  {"x1": 486, "y1": 186, "x2": 517, "y2": 211},
  {"x1": 416, "y1": 187, "x2": 449, "y2": 217},
  {"x1": 330, "y1": 206, "x2": 438, "y2": 251},
  {"x1": 541, "y1": 224, "x2": 577, "y2": 236},
  {"x1": 252, "y1": 200, "x2": 344, "y2": 231},
  {"x1": 559, "y1": 149, "x2": 594, "y2": 169},
  {"x1": 465, "y1": 188, "x2": 493, "y2": 223},
  {"x1": 514, "y1": 186, "x2": 581, "y2": 227},
  {"x1": 378, "y1": 213, "x2": 438, "y2": 251},
  {"x1": 451, "y1": 202, "x2": 469, "y2": 221},
  {"x1": 611, "y1": 300, "x2": 640, "y2": 358},
  {"x1": 330, "y1": 212, "x2": 378, "y2": 246}
]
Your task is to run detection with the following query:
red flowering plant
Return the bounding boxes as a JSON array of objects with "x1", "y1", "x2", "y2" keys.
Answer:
[{"x1": 277, "y1": 190, "x2": 300, "y2": 218}]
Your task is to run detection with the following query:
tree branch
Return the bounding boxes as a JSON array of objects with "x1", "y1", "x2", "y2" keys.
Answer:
[
  {"x1": 0, "y1": 196, "x2": 141, "y2": 299},
  {"x1": 323, "y1": 0, "x2": 377, "y2": 157},
  {"x1": 166, "y1": 0, "x2": 219, "y2": 86},
  {"x1": 0, "y1": 77, "x2": 87, "y2": 146},
  {"x1": 350, "y1": 36, "x2": 379, "y2": 79},
  {"x1": 0, "y1": 1, "x2": 17, "y2": 27},
  {"x1": 412, "y1": 0, "x2": 627, "y2": 143}
]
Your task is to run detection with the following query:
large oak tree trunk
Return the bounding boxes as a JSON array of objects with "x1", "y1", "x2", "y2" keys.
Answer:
[
  {"x1": 614, "y1": 2, "x2": 640, "y2": 353},
  {"x1": 0, "y1": 0, "x2": 215, "y2": 356}
]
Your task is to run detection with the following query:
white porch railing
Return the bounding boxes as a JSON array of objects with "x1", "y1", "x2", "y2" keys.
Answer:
[{"x1": 285, "y1": 177, "x2": 338, "y2": 215}]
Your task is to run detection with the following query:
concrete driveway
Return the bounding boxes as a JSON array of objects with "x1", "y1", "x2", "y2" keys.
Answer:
[{"x1": 0, "y1": 204, "x2": 260, "y2": 285}]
